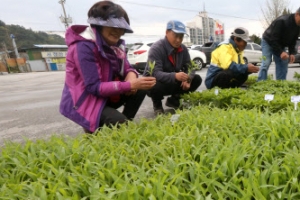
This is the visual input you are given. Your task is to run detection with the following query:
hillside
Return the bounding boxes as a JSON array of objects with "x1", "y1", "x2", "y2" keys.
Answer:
[{"x1": 0, "y1": 20, "x2": 65, "y2": 52}]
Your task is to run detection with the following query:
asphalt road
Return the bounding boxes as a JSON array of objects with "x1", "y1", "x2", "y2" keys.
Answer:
[{"x1": 1, "y1": 63, "x2": 300, "y2": 146}]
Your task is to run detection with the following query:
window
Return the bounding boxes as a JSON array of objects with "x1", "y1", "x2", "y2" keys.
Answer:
[
  {"x1": 252, "y1": 44, "x2": 261, "y2": 51},
  {"x1": 245, "y1": 44, "x2": 252, "y2": 50},
  {"x1": 147, "y1": 43, "x2": 153, "y2": 47}
]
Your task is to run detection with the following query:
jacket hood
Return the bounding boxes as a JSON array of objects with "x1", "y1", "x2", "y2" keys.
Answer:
[{"x1": 65, "y1": 25, "x2": 92, "y2": 46}]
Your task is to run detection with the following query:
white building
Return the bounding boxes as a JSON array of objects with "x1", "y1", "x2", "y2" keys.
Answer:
[{"x1": 185, "y1": 10, "x2": 225, "y2": 45}]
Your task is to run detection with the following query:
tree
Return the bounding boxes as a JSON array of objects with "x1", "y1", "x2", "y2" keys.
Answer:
[
  {"x1": 250, "y1": 34, "x2": 261, "y2": 45},
  {"x1": 260, "y1": 0, "x2": 290, "y2": 29},
  {"x1": 282, "y1": 8, "x2": 292, "y2": 15}
]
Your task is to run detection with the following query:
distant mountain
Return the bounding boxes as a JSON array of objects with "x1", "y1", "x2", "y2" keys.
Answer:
[{"x1": 0, "y1": 20, "x2": 65, "y2": 52}]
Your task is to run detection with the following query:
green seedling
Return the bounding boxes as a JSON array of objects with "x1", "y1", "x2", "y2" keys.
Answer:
[
  {"x1": 187, "y1": 60, "x2": 199, "y2": 76},
  {"x1": 259, "y1": 55, "x2": 267, "y2": 61},
  {"x1": 148, "y1": 60, "x2": 155, "y2": 76},
  {"x1": 293, "y1": 71, "x2": 300, "y2": 81}
]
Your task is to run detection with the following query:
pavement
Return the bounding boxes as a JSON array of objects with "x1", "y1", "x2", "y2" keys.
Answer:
[{"x1": 0, "y1": 63, "x2": 300, "y2": 146}]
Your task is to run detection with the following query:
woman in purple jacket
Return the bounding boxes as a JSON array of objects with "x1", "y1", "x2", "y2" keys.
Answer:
[{"x1": 60, "y1": 1, "x2": 156, "y2": 133}]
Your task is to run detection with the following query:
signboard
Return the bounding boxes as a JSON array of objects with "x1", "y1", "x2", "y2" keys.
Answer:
[
  {"x1": 41, "y1": 51, "x2": 67, "y2": 58},
  {"x1": 215, "y1": 21, "x2": 224, "y2": 35}
]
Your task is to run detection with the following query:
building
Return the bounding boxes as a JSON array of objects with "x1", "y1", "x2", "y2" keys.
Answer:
[
  {"x1": 19, "y1": 44, "x2": 67, "y2": 72},
  {"x1": 185, "y1": 9, "x2": 225, "y2": 45}
]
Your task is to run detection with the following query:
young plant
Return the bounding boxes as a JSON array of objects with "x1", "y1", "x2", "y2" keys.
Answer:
[
  {"x1": 148, "y1": 60, "x2": 155, "y2": 76},
  {"x1": 187, "y1": 60, "x2": 199, "y2": 75},
  {"x1": 293, "y1": 71, "x2": 300, "y2": 81},
  {"x1": 259, "y1": 55, "x2": 267, "y2": 62},
  {"x1": 186, "y1": 60, "x2": 199, "y2": 83}
]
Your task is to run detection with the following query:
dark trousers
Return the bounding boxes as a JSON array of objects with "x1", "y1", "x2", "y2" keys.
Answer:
[
  {"x1": 149, "y1": 74, "x2": 202, "y2": 104},
  {"x1": 211, "y1": 70, "x2": 248, "y2": 89},
  {"x1": 99, "y1": 90, "x2": 146, "y2": 127}
]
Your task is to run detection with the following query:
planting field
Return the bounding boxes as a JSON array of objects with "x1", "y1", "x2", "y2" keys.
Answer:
[{"x1": 1, "y1": 79, "x2": 300, "y2": 199}]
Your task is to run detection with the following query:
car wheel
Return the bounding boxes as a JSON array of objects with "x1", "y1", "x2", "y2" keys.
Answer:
[
  {"x1": 243, "y1": 57, "x2": 248, "y2": 64},
  {"x1": 193, "y1": 58, "x2": 204, "y2": 70}
]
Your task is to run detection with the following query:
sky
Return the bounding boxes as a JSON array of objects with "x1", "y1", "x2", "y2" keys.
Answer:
[{"x1": 0, "y1": 0, "x2": 299, "y2": 44}]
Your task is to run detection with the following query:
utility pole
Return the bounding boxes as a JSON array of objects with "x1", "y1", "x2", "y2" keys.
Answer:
[
  {"x1": 58, "y1": 0, "x2": 72, "y2": 29},
  {"x1": 10, "y1": 34, "x2": 20, "y2": 58}
]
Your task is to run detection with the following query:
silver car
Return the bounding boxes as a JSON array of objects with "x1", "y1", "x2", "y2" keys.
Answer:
[{"x1": 243, "y1": 42, "x2": 262, "y2": 66}]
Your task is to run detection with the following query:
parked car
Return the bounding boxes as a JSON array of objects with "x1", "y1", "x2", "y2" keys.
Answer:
[
  {"x1": 127, "y1": 41, "x2": 206, "y2": 73},
  {"x1": 191, "y1": 42, "x2": 219, "y2": 66},
  {"x1": 294, "y1": 38, "x2": 300, "y2": 65},
  {"x1": 243, "y1": 42, "x2": 262, "y2": 66},
  {"x1": 127, "y1": 41, "x2": 154, "y2": 73}
]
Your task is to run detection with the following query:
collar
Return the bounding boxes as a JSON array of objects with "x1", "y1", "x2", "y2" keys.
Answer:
[
  {"x1": 229, "y1": 38, "x2": 241, "y2": 53},
  {"x1": 79, "y1": 25, "x2": 96, "y2": 41},
  {"x1": 163, "y1": 36, "x2": 184, "y2": 55}
]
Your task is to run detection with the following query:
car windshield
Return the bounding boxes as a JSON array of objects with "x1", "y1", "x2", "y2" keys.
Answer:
[
  {"x1": 129, "y1": 43, "x2": 143, "y2": 50},
  {"x1": 147, "y1": 43, "x2": 153, "y2": 47}
]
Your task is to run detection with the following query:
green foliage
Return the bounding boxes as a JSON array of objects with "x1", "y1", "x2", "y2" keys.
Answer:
[
  {"x1": 182, "y1": 80, "x2": 300, "y2": 112},
  {"x1": 249, "y1": 34, "x2": 261, "y2": 45},
  {"x1": 147, "y1": 60, "x2": 155, "y2": 76},
  {"x1": 259, "y1": 55, "x2": 267, "y2": 62},
  {"x1": 293, "y1": 71, "x2": 300, "y2": 82},
  {"x1": 0, "y1": 21, "x2": 65, "y2": 53},
  {"x1": 1, "y1": 106, "x2": 300, "y2": 199},
  {"x1": 282, "y1": 8, "x2": 292, "y2": 15},
  {"x1": 244, "y1": 74, "x2": 273, "y2": 86},
  {"x1": 187, "y1": 60, "x2": 198, "y2": 75}
]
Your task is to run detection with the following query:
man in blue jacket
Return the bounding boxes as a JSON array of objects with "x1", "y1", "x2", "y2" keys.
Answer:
[
  {"x1": 257, "y1": 7, "x2": 300, "y2": 81},
  {"x1": 144, "y1": 20, "x2": 202, "y2": 115}
]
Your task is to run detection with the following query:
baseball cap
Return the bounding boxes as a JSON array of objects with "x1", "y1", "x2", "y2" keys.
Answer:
[
  {"x1": 231, "y1": 27, "x2": 250, "y2": 42},
  {"x1": 166, "y1": 20, "x2": 188, "y2": 35}
]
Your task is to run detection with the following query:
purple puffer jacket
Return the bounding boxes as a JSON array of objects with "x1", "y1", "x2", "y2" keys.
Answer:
[{"x1": 60, "y1": 25, "x2": 138, "y2": 132}]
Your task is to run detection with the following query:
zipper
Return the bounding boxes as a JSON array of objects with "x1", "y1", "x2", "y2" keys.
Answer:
[{"x1": 73, "y1": 90, "x2": 88, "y2": 110}]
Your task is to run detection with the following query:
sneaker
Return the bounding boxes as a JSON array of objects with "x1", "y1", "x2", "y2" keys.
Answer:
[{"x1": 165, "y1": 96, "x2": 180, "y2": 109}]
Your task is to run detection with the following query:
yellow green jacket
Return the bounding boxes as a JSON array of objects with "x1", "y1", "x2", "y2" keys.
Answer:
[{"x1": 205, "y1": 39, "x2": 248, "y2": 89}]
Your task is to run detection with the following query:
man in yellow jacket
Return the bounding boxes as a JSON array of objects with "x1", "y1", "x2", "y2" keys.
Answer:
[{"x1": 205, "y1": 27, "x2": 259, "y2": 89}]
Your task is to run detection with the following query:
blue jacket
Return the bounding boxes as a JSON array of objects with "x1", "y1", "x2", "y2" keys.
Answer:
[{"x1": 205, "y1": 39, "x2": 248, "y2": 89}]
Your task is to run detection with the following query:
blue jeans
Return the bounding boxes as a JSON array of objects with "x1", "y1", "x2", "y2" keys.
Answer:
[{"x1": 257, "y1": 39, "x2": 289, "y2": 81}]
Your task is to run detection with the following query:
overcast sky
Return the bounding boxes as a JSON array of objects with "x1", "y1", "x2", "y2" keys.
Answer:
[{"x1": 0, "y1": 0, "x2": 299, "y2": 44}]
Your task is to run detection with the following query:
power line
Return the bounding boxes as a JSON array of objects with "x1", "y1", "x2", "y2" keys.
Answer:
[{"x1": 117, "y1": 0, "x2": 260, "y2": 21}]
